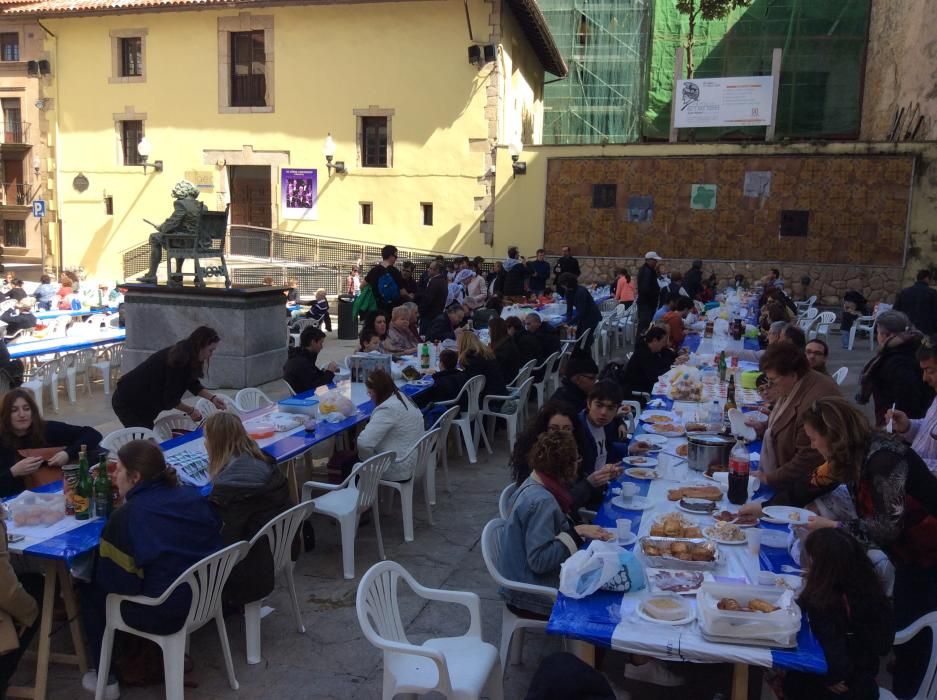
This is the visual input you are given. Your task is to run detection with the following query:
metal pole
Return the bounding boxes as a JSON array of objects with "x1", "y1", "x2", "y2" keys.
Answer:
[
  {"x1": 766, "y1": 48, "x2": 783, "y2": 142},
  {"x1": 669, "y1": 47, "x2": 685, "y2": 144}
]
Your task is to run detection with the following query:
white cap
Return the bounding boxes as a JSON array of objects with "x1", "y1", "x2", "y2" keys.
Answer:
[{"x1": 644, "y1": 251, "x2": 662, "y2": 260}]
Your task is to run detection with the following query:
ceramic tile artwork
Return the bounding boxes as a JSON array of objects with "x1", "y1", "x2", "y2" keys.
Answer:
[{"x1": 544, "y1": 155, "x2": 913, "y2": 266}]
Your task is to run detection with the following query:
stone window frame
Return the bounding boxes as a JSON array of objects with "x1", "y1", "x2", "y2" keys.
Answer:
[
  {"x1": 218, "y1": 13, "x2": 274, "y2": 114},
  {"x1": 109, "y1": 28, "x2": 147, "y2": 83},
  {"x1": 0, "y1": 29, "x2": 22, "y2": 62},
  {"x1": 359, "y1": 201, "x2": 373, "y2": 225},
  {"x1": 353, "y1": 106, "x2": 395, "y2": 168},
  {"x1": 113, "y1": 106, "x2": 147, "y2": 167}
]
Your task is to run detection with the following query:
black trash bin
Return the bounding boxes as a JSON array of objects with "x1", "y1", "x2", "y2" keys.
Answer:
[{"x1": 337, "y1": 294, "x2": 358, "y2": 340}]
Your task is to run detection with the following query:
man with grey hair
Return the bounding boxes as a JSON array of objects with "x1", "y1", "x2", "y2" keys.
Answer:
[
  {"x1": 523, "y1": 311, "x2": 561, "y2": 359},
  {"x1": 141, "y1": 179, "x2": 206, "y2": 284},
  {"x1": 418, "y1": 261, "x2": 447, "y2": 336}
]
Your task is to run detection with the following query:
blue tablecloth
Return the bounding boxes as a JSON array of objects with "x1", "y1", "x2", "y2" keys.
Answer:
[
  {"x1": 35, "y1": 307, "x2": 119, "y2": 321},
  {"x1": 8, "y1": 330, "x2": 126, "y2": 359}
]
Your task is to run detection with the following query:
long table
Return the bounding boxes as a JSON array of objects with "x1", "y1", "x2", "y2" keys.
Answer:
[
  {"x1": 8, "y1": 329, "x2": 126, "y2": 359},
  {"x1": 35, "y1": 307, "x2": 119, "y2": 321}
]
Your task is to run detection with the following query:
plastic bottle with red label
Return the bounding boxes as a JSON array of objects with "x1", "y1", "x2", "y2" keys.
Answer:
[{"x1": 727, "y1": 438, "x2": 750, "y2": 506}]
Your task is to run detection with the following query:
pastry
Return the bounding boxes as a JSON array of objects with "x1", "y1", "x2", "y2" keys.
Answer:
[
  {"x1": 717, "y1": 598, "x2": 741, "y2": 611},
  {"x1": 749, "y1": 598, "x2": 780, "y2": 613},
  {"x1": 669, "y1": 485, "x2": 723, "y2": 502},
  {"x1": 676, "y1": 444, "x2": 689, "y2": 457}
]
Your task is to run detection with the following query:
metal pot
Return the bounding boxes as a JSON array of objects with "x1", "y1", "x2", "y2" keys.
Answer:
[{"x1": 686, "y1": 434, "x2": 735, "y2": 473}]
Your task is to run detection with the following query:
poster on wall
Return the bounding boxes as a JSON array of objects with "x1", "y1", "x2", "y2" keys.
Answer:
[
  {"x1": 627, "y1": 195, "x2": 654, "y2": 222},
  {"x1": 281, "y1": 168, "x2": 318, "y2": 220},
  {"x1": 743, "y1": 171, "x2": 772, "y2": 198},
  {"x1": 674, "y1": 76, "x2": 774, "y2": 129},
  {"x1": 690, "y1": 184, "x2": 717, "y2": 210}
]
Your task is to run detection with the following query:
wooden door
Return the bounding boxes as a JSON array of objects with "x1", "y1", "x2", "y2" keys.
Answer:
[{"x1": 229, "y1": 166, "x2": 271, "y2": 229}]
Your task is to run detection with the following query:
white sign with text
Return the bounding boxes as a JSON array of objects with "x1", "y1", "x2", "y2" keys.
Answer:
[{"x1": 674, "y1": 76, "x2": 774, "y2": 129}]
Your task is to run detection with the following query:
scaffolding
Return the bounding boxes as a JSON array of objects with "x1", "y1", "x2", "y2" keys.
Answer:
[{"x1": 540, "y1": 0, "x2": 651, "y2": 144}]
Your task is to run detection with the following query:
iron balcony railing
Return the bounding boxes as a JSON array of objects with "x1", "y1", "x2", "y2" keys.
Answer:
[
  {"x1": 2, "y1": 121, "x2": 30, "y2": 144},
  {"x1": 1, "y1": 182, "x2": 34, "y2": 206}
]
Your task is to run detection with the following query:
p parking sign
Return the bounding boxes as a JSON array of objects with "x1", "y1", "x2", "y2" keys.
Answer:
[{"x1": 32, "y1": 199, "x2": 46, "y2": 218}]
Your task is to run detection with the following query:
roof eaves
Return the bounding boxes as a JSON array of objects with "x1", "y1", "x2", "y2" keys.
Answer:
[{"x1": 504, "y1": 0, "x2": 567, "y2": 78}]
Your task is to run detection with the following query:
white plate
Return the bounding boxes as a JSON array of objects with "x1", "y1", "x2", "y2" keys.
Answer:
[
  {"x1": 624, "y1": 466, "x2": 659, "y2": 479},
  {"x1": 703, "y1": 526, "x2": 747, "y2": 545},
  {"x1": 646, "y1": 424, "x2": 685, "y2": 438},
  {"x1": 633, "y1": 434, "x2": 669, "y2": 450},
  {"x1": 710, "y1": 510, "x2": 759, "y2": 528},
  {"x1": 611, "y1": 495, "x2": 654, "y2": 511},
  {"x1": 761, "y1": 506, "x2": 812, "y2": 526},
  {"x1": 636, "y1": 601, "x2": 696, "y2": 626},
  {"x1": 623, "y1": 456, "x2": 658, "y2": 468},
  {"x1": 639, "y1": 410, "x2": 677, "y2": 424},
  {"x1": 615, "y1": 532, "x2": 637, "y2": 547}
]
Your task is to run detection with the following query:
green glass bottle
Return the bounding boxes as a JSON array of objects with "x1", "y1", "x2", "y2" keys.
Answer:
[
  {"x1": 718, "y1": 351, "x2": 727, "y2": 382},
  {"x1": 74, "y1": 445, "x2": 92, "y2": 521},
  {"x1": 94, "y1": 455, "x2": 112, "y2": 519}
]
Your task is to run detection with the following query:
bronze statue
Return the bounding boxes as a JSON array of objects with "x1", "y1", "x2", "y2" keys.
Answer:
[{"x1": 140, "y1": 180, "x2": 206, "y2": 284}]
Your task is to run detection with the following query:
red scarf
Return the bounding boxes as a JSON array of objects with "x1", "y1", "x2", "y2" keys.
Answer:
[{"x1": 536, "y1": 471, "x2": 573, "y2": 514}]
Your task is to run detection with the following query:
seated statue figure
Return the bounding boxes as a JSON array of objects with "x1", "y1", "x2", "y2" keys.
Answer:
[{"x1": 140, "y1": 179, "x2": 207, "y2": 284}]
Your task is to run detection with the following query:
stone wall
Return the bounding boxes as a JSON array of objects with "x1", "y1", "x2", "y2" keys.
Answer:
[{"x1": 562, "y1": 256, "x2": 903, "y2": 306}]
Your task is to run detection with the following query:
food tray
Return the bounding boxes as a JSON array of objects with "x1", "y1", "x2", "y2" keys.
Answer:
[
  {"x1": 697, "y1": 582, "x2": 801, "y2": 648},
  {"x1": 638, "y1": 536, "x2": 720, "y2": 571}
]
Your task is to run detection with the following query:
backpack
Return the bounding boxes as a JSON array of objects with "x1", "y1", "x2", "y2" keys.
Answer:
[{"x1": 377, "y1": 271, "x2": 400, "y2": 304}]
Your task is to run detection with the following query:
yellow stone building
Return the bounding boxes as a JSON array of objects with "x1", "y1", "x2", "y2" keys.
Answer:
[{"x1": 0, "y1": 0, "x2": 566, "y2": 279}]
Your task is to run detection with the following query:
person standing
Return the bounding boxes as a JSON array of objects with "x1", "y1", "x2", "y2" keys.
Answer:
[
  {"x1": 636, "y1": 252, "x2": 662, "y2": 335},
  {"x1": 557, "y1": 273, "x2": 600, "y2": 346},
  {"x1": 683, "y1": 259, "x2": 703, "y2": 300},
  {"x1": 527, "y1": 249, "x2": 552, "y2": 296},
  {"x1": 553, "y1": 246, "x2": 581, "y2": 286},
  {"x1": 111, "y1": 326, "x2": 226, "y2": 429},
  {"x1": 399, "y1": 260, "x2": 419, "y2": 298},
  {"x1": 500, "y1": 247, "x2": 529, "y2": 302},
  {"x1": 364, "y1": 245, "x2": 411, "y2": 315},
  {"x1": 346, "y1": 266, "x2": 361, "y2": 297},
  {"x1": 614, "y1": 269, "x2": 636, "y2": 308},
  {"x1": 417, "y1": 261, "x2": 448, "y2": 336},
  {"x1": 895, "y1": 269, "x2": 937, "y2": 336}
]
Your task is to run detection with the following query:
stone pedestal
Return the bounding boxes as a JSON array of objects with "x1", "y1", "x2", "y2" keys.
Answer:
[{"x1": 122, "y1": 284, "x2": 288, "y2": 389}]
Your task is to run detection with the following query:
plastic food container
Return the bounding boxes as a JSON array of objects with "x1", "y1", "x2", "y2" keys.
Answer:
[
  {"x1": 277, "y1": 398, "x2": 320, "y2": 418},
  {"x1": 697, "y1": 582, "x2": 801, "y2": 648},
  {"x1": 8, "y1": 491, "x2": 66, "y2": 526},
  {"x1": 247, "y1": 422, "x2": 276, "y2": 440}
]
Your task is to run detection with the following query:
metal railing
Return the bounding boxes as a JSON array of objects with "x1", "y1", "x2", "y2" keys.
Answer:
[
  {"x1": 2, "y1": 121, "x2": 30, "y2": 144},
  {"x1": 1, "y1": 182, "x2": 33, "y2": 206}
]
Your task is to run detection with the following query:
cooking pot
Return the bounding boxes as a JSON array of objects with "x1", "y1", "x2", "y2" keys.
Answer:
[{"x1": 687, "y1": 434, "x2": 734, "y2": 473}]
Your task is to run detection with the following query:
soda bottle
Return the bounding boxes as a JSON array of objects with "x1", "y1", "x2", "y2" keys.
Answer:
[
  {"x1": 727, "y1": 438, "x2": 750, "y2": 506},
  {"x1": 94, "y1": 455, "x2": 112, "y2": 519},
  {"x1": 718, "y1": 351, "x2": 727, "y2": 382},
  {"x1": 74, "y1": 446, "x2": 92, "y2": 520},
  {"x1": 420, "y1": 343, "x2": 430, "y2": 370}
]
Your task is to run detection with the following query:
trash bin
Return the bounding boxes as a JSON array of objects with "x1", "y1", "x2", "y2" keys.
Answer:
[{"x1": 337, "y1": 294, "x2": 358, "y2": 340}]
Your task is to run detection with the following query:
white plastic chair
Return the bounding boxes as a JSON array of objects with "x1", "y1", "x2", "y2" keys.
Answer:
[
  {"x1": 498, "y1": 483, "x2": 517, "y2": 520},
  {"x1": 530, "y1": 352, "x2": 560, "y2": 410},
  {"x1": 62, "y1": 348, "x2": 95, "y2": 401},
  {"x1": 235, "y1": 387, "x2": 274, "y2": 412},
  {"x1": 849, "y1": 315, "x2": 877, "y2": 351},
  {"x1": 433, "y1": 375, "x2": 488, "y2": 464},
  {"x1": 831, "y1": 366, "x2": 848, "y2": 386},
  {"x1": 481, "y1": 518, "x2": 556, "y2": 672},
  {"x1": 379, "y1": 428, "x2": 441, "y2": 543},
  {"x1": 356, "y1": 560, "x2": 503, "y2": 700},
  {"x1": 794, "y1": 295, "x2": 817, "y2": 313},
  {"x1": 507, "y1": 359, "x2": 537, "y2": 390},
  {"x1": 100, "y1": 427, "x2": 157, "y2": 453},
  {"x1": 21, "y1": 360, "x2": 62, "y2": 415},
  {"x1": 480, "y1": 377, "x2": 534, "y2": 452},
  {"x1": 244, "y1": 501, "x2": 315, "y2": 665},
  {"x1": 877, "y1": 610, "x2": 937, "y2": 700},
  {"x1": 152, "y1": 412, "x2": 197, "y2": 442},
  {"x1": 95, "y1": 541, "x2": 249, "y2": 700},
  {"x1": 427, "y1": 406, "x2": 460, "y2": 503},
  {"x1": 302, "y1": 451, "x2": 395, "y2": 580},
  {"x1": 576, "y1": 327, "x2": 592, "y2": 352},
  {"x1": 289, "y1": 317, "x2": 319, "y2": 347},
  {"x1": 810, "y1": 311, "x2": 837, "y2": 341},
  {"x1": 620, "y1": 303, "x2": 638, "y2": 345},
  {"x1": 798, "y1": 312, "x2": 820, "y2": 336},
  {"x1": 90, "y1": 343, "x2": 123, "y2": 395},
  {"x1": 195, "y1": 394, "x2": 239, "y2": 418}
]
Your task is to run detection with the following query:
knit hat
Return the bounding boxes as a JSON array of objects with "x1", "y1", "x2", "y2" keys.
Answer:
[{"x1": 564, "y1": 352, "x2": 598, "y2": 378}]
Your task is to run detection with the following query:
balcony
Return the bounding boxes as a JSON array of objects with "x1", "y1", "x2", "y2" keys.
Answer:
[
  {"x1": 0, "y1": 182, "x2": 35, "y2": 210},
  {"x1": 1, "y1": 121, "x2": 31, "y2": 153}
]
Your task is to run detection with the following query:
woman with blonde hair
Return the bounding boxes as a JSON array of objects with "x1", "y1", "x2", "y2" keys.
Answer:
[
  {"x1": 205, "y1": 412, "x2": 294, "y2": 607},
  {"x1": 384, "y1": 305, "x2": 420, "y2": 355},
  {"x1": 458, "y1": 331, "x2": 508, "y2": 402}
]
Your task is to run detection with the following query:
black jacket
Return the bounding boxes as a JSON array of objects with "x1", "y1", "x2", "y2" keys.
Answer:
[
  {"x1": 112, "y1": 346, "x2": 204, "y2": 427},
  {"x1": 549, "y1": 378, "x2": 588, "y2": 413},
  {"x1": 500, "y1": 261, "x2": 528, "y2": 297},
  {"x1": 636, "y1": 263, "x2": 659, "y2": 310},
  {"x1": 209, "y1": 455, "x2": 296, "y2": 606},
  {"x1": 895, "y1": 281, "x2": 937, "y2": 335},
  {"x1": 4, "y1": 288, "x2": 26, "y2": 302},
  {"x1": 427, "y1": 313, "x2": 457, "y2": 342},
  {"x1": 511, "y1": 329, "x2": 545, "y2": 365},
  {"x1": 1, "y1": 309, "x2": 36, "y2": 334},
  {"x1": 493, "y1": 339, "x2": 523, "y2": 384},
  {"x1": 418, "y1": 274, "x2": 448, "y2": 321},
  {"x1": 364, "y1": 263, "x2": 405, "y2": 312},
  {"x1": 413, "y1": 368, "x2": 467, "y2": 409},
  {"x1": 0, "y1": 421, "x2": 103, "y2": 497},
  {"x1": 683, "y1": 267, "x2": 703, "y2": 300},
  {"x1": 566, "y1": 285, "x2": 601, "y2": 335},
  {"x1": 622, "y1": 342, "x2": 677, "y2": 396},
  {"x1": 463, "y1": 355, "x2": 508, "y2": 400},
  {"x1": 282, "y1": 347, "x2": 334, "y2": 395},
  {"x1": 859, "y1": 332, "x2": 934, "y2": 425},
  {"x1": 530, "y1": 325, "x2": 562, "y2": 361},
  {"x1": 553, "y1": 255, "x2": 581, "y2": 280}
]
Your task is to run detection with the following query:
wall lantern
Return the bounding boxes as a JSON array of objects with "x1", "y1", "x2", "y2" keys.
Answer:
[
  {"x1": 32, "y1": 156, "x2": 41, "y2": 178},
  {"x1": 509, "y1": 138, "x2": 526, "y2": 177},
  {"x1": 137, "y1": 137, "x2": 163, "y2": 174},
  {"x1": 323, "y1": 133, "x2": 346, "y2": 176}
]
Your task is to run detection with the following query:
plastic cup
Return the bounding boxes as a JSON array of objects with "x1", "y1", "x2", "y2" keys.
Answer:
[
  {"x1": 747, "y1": 529, "x2": 762, "y2": 556},
  {"x1": 616, "y1": 519, "x2": 632, "y2": 542},
  {"x1": 620, "y1": 483, "x2": 638, "y2": 502}
]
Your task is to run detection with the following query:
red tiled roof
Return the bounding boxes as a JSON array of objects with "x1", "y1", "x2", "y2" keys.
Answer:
[{"x1": 0, "y1": 0, "x2": 567, "y2": 76}]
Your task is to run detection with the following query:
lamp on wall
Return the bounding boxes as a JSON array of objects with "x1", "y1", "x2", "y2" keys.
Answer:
[
  {"x1": 137, "y1": 137, "x2": 163, "y2": 174},
  {"x1": 509, "y1": 138, "x2": 526, "y2": 177},
  {"x1": 323, "y1": 133, "x2": 346, "y2": 176},
  {"x1": 32, "y1": 156, "x2": 41, "y2": 178}
]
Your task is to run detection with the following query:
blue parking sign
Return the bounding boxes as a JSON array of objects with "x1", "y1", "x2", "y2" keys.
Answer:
[{"x1": 32, "y1": 199, "x2": 46, "y2": 218}]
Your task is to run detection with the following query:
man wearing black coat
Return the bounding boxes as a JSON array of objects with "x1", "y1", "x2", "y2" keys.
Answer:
[
  {"x1": 553, "y1": 245, "x2": 581, "y2": 285},
  {"x1": 549, "y1": 352, "x2": 598, "y2": 413},
  {"x1": 282, "y1": 327, "x2": 340, "y2": 394},
  {"x1": 636, "y1": 251, "x2": 662, "y2": 335},
  {"x1": 895, "y1": 270, "x2": 937, "y2": 335},
  {"x1": 427, "y1": 304, "x2": 465, "y2": 342},
  {"x1": 418, "y1": 262, "x2": 448, "y2": 336},
  {"x1": 558, "y1": 273, "x2": 600, "y2": 347},
  {"x1": 500, "y1": 247, "x2": 529, "y2": 300},
  {"x1": 414, "y1": 349, "x2": 466, "y2": 410},
  {"x1": 683, "y1": 259, "x2": 704, "y2": 300}
]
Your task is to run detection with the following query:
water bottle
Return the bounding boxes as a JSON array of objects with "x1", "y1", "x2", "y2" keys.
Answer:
[{"x1": 708, "y1": 400, "x2": 722, "y2": 429}]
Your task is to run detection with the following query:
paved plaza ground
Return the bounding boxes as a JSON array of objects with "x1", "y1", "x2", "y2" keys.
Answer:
[{"x1": 17, "y1": 327, "x2": 875, "y2": 699}]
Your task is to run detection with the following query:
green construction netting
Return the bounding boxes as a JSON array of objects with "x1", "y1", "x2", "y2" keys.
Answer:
[
  {"x1": 540, "y1": 0, "x2": 870, "y2": 144},
  {"x1": 541, "y1": 0, "x2": 652, "y2": 144}
]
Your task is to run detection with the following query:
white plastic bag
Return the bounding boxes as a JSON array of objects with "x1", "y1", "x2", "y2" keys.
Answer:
[{"x1": 559, "y1": 540, "x2": 645, "y2": 598}]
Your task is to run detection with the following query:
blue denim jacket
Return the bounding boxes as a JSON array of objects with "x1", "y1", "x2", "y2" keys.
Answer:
[{"x1": 498, "y1": 477, "x2": 579, "y2": 616}]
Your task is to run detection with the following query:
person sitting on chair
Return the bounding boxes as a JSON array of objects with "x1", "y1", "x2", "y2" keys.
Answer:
[{"x1": 140, "y1": 180, "x2": 206, "y2": 284}]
